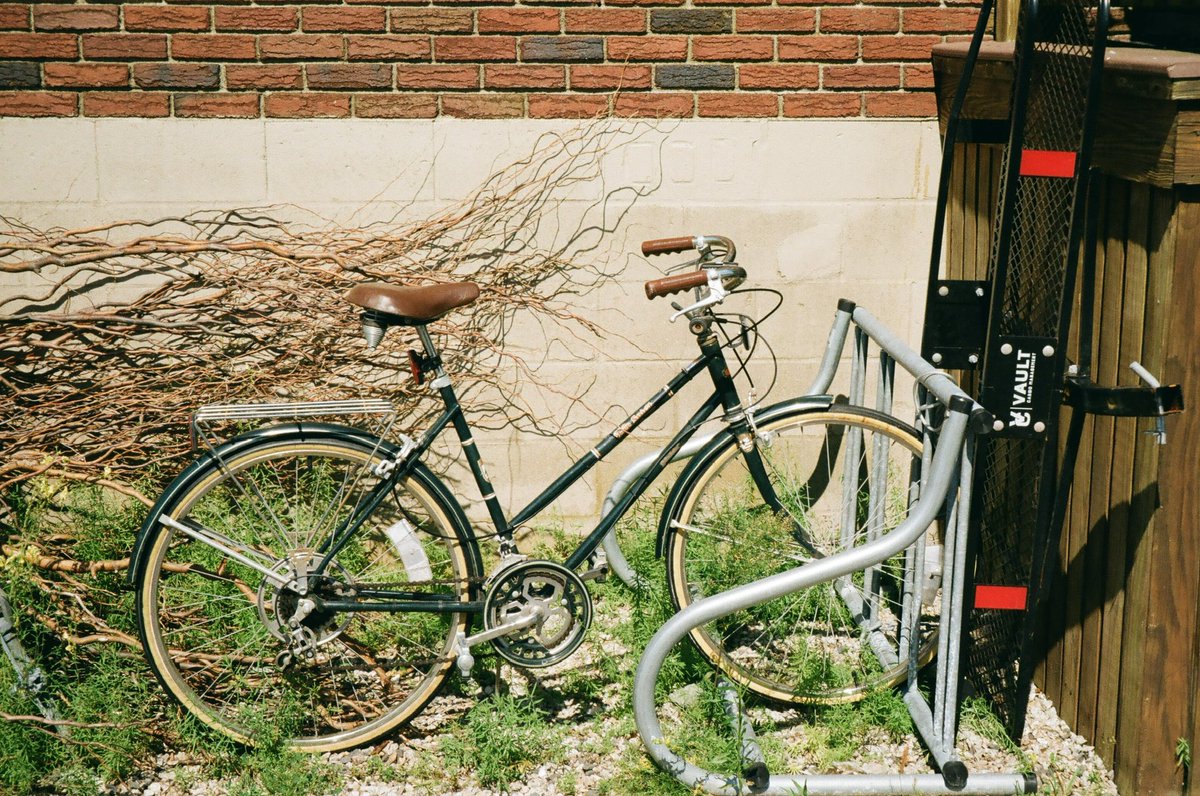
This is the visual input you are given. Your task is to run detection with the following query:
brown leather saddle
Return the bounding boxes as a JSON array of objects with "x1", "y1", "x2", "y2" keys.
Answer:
[{"x1": 345, "y1": 281, "x2": 480, "y2": 326}]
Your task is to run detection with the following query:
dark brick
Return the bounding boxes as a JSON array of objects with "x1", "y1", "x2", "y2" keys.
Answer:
[
  {"x1": 133, "y1": 63, "x2": 220, "y2": 90},
  {"x1": 0, "y1": 60, "x2": 39, "y2": 88},
  {"x1": 520, "y1": 36, "x2": 603, "y2": 62},
  {"x1": 655, "y1": 63, "x2": 733, "y2": 90},
  {"x1": 650, "y1": 9, "x2": 731, "y2": 35}
]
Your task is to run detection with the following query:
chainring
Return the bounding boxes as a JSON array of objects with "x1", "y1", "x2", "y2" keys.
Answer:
[{"x1": 483, "y1": 560, "x2": 592, "y2": 668}]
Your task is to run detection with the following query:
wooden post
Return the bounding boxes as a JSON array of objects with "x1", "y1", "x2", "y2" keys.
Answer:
[{"x1": 996, "y1": 0, "x2": 1020, "y2": 41}]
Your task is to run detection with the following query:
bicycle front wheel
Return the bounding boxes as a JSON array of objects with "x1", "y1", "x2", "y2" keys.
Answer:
[
  {"x1": 135, "y1": 425, "x2": 478, "y2": 752},
  {"x1": 664, "y1": 405, "x2": 938, "y2": 704}
]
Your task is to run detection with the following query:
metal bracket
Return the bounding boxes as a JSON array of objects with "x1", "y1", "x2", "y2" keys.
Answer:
[
  {"x1": 1063, "y1": 363, "x2": 1184, "y2": 445},
  {"x1": 979, "y1": 336, "x2": 1060, "y2": 437},
  {"x1": 1063, "y1": 377, "x2": 1184, "y2": 418},
  {"x1": 920, "y1": 280, "x2": 989, "y2": 370},
  {"x1": 371, "y1": 433, "x2": 418, "y2": 477}
]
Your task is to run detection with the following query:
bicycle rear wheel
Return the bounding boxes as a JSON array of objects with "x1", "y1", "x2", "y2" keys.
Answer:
[
  {"x1": 663, "y1": 405, "x2": 938, "y2": 704},
  {"x1": 135, "y1": 425, "x2": 478, "y2": 752}
]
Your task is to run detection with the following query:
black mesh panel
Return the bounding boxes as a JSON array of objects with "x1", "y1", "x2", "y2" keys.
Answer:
[{"x1": 964, "y1": 0, "x2": 1107, "y2": 738}]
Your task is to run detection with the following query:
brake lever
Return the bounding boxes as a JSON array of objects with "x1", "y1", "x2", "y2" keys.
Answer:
[{"x1": 669, "y1": 267, "x2": 738, "y2": 322}]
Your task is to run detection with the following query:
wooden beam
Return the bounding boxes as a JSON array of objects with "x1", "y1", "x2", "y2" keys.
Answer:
[
  {"x1": 996, "y1": 0, "x2": 1019, "y2": 42},
  {"x1": 934, "y1": 42, "x2": 1200, "y2": 188}
]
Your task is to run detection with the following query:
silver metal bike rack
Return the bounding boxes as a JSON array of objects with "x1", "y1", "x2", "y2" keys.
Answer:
[
  {"x1": 632, "y1": 301, "x2": 1037, "y2": 795},
  {"x1": 0, "y1": 587, "x2": 63, "y2": 732}
]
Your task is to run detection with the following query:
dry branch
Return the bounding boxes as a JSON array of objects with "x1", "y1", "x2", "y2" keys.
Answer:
[
  {"x1": 0, "y1": 121, "x2": 661, "y2": 493},
  {"x1": 0, "y1": 121, "x2": 664, "y2": 682}
]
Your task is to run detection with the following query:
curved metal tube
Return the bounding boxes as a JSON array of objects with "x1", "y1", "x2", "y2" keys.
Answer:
[
  {"x1": 599, "y1": 434, "x2": 714, "y2": 588},
  {"x1": 632, "y1": 407, "x2": 1025, "y2": 795}
]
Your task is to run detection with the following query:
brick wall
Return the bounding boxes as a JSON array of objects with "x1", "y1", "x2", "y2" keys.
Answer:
[{"x1": 0, "y1": 2, "x2": 982, "y2": 119}]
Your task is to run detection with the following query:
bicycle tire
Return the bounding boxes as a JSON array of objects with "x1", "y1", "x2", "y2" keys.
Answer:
[
  {"x1": 135, "y1": 424, "x2": 480, "y2": 752},
  {"x1": 663, "y1": 405, "x2": 940, "y2": 704}
]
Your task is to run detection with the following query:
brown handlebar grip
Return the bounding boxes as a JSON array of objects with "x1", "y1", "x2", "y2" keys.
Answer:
[
  {"x1": 645, "y1": 270, "x2": 708, "y2": 299},
  {"x1": 641, "y1": 236, "x2": 696, "y2": 257}
]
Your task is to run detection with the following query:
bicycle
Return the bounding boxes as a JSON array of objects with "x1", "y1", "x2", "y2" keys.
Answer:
[{"x1": 127, "y1": 234, "x2": 940, "y2": 751}]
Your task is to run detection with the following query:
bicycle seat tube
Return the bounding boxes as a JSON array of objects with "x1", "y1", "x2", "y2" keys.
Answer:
[{"x1": 414, "y1": 324, "x2": 515, "y2": 543}]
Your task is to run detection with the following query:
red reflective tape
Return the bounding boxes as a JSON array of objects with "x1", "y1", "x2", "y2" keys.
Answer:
[
  {"x1": 974, "y1": 585, "x2": 1028, "y2": 611},
  {"x1": 1019, "y1": 149, "x2": 1077, "y2": 178}
]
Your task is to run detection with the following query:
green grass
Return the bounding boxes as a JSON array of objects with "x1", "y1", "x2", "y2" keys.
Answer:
[
  {"x1": 441, "y1": 690, "x2": 566, "y2": 789},
  {"x1": 0, "y1": 479, "x2": 1057, "y2": 795}
]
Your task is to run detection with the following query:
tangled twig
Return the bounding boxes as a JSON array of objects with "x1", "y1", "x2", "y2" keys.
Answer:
[
  {"x1": 0, "y1": 120, "x2": 661, "y2": 494},
  {"x1": 0, "y1": 120, "x2": 665, "y2": 702}
]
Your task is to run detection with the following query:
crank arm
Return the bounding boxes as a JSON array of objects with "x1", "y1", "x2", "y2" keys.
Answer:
[
  {"x1": 463, "y1": 611, "x2": 539, "y2": 648},
  {"x1": 579, "y1": 561, "x2": 610, "y2": 583}
]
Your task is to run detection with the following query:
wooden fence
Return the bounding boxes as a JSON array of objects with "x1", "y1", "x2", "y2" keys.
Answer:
[{"x1": 934, "y1": 42, "x2": 1200, "y2": 795}]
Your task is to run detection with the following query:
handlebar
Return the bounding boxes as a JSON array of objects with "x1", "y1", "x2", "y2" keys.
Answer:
[
  {"x1": 644, "y1": 271, "x2": 709, "y2": 299},
  {"x1": 640, "y1": 234, "x2": 743, "y2": 320},
  {"x1": 640, "y1": 234, "x2": 736, "y2": 261},
  {"x1": 641, "y1": 236, "x2": 698, "y2": 257}
]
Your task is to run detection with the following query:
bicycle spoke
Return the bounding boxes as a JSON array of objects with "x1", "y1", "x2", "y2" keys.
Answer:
[
  {"x1": 138, "y1": 431, "x2": 473, "y2": 750},
  {"x1": 667, "y1": 408, "x2": 936, "y2": 703}
]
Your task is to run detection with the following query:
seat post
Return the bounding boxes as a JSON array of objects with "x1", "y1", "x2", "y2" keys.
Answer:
[
  {"x1": 415, "y1": 324, "x2": 442, "y2": 367},
  {"x1": 415, "y1": 323, "x2": 454, "y2": 395}
]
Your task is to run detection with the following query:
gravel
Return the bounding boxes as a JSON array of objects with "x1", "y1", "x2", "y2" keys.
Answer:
[
  {"x1": 98, "y1": 587, "x2": 1119, "y2": 796},
  {"x1": 106, "y1": 674, "x2": 1117, "y2": 794}
]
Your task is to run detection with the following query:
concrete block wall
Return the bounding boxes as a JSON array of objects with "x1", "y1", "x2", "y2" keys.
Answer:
[{"x1": 0, "y1": 116, "x2": 941, "y2": 526}]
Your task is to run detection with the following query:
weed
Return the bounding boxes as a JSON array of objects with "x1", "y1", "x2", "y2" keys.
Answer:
[
  {"x1": 188, "y1": 703, "x2": 343, "y2": 796},
  {"x1": 959, "y1": 696, "x2": 1028, "y2": 766},
  {"x1": 441, "y1": 690, "x2": 565, "y2": 789},
  {"x1": 0, "y1": 646, "x2": 158, "y2": 795},
  {"x1": 0, "y1": 665, "x2": 56, "y2": 795}
]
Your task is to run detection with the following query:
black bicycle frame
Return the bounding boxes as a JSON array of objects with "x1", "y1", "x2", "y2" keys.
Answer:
[{"x1": 314, "y1": 317, "x2": 772, "y2": 613}]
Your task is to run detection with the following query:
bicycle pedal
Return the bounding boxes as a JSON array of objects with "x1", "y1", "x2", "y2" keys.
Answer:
[{"x1": 580, "y1": 563, "x2": 609, "y2": 583}]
